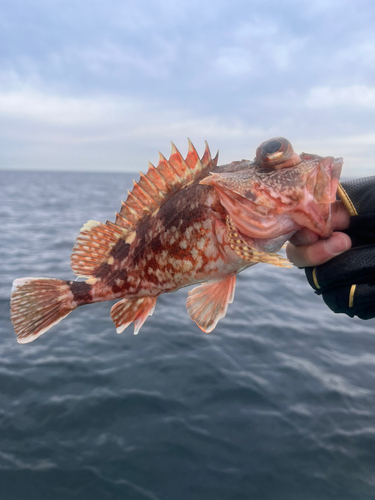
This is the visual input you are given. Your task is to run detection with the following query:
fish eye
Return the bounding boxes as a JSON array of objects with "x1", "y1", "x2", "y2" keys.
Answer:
[
  {"x1": 256, "y1": 137, "x2": 296, "y2": 169},
  {"x1": 263, "y1": 139, "x2": 282, "y2": 155}
]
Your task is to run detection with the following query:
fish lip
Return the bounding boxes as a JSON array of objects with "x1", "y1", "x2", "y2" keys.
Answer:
[
  {"x1": 315, "y1": 155, "x2": 343, "y2": 203},
  {"x1": 330, "y1": 157, "x2": 343, "y2": 199},
  {"x1": 293, "y1": 155, "x2": 343, "y2": 238},
  {"x1": 330, "y1": 156, "x2": 343, "y2": 180}
]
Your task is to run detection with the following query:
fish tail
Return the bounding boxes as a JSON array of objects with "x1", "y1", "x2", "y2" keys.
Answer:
[{"x1": 11, "y1": 277, "x2": 76, "y2": 344}]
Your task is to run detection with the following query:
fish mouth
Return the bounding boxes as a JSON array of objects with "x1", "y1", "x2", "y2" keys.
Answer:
[
  {"x1": 313, "y1": 156, "x2": 343, "y2": 204},
  {"x1": 297, "y1": 155, "x2": 343, "y2": 237}
]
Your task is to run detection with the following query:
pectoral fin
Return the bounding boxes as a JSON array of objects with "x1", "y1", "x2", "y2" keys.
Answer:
[
  {"x1": 186, "y1": 275, "x2": 236, "y2": 333},
  {"x1": 226, "y1": 216, "x2": 292, "y2": 268}
]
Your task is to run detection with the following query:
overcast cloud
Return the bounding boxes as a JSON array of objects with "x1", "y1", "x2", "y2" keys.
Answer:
[{"x1": 0, "y1": 0, "x2": 374, "y2": 175}]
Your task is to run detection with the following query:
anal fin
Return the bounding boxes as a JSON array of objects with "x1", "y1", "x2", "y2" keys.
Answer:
[
  {"x1": 111, "y1": 296, "x2": 157, "y2": 335},
  {"x1": 186, "y1": 275, "x2": 236, "y2": 333}
]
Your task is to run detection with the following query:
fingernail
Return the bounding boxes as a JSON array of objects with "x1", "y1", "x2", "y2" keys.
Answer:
[{"x1": 325, "y1": 235, "x2": 350, "y2": 255}]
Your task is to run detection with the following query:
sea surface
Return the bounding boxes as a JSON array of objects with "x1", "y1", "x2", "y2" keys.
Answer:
[{"x1": 1, "y1": 170, "x2": 375, "y2": 500}]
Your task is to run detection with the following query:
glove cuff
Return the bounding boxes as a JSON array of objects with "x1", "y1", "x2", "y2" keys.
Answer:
[
  {"x1": 336, "y1": 183, "x2": 358, "y2": 216},
  {"x1": 337, "y1": 177, "x2": 375, "y2": 247},
  {"x1": 337, "y1": 176, "x2": 375, "y2": 216}
]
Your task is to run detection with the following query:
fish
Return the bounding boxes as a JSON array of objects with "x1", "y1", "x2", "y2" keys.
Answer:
[{"x1": 11, "y1": 137, "x2": 342, "y2": 343}]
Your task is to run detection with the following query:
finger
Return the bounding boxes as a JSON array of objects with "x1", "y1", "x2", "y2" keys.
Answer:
[
  {"x1": 289, "y1": 228, "x2": 320, "y2": 246},
  {"x1": 331, "y1": 201, "x2": 350, "y2": 231},
  {"x1": 288, "y1": 201, "x2": 350, "y2": 247},
  {"x1": 286, "y1": 232, "x2": 352, "y2": 267}
]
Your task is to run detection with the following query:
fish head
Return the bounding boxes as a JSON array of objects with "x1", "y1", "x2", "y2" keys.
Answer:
[{"x1": 200, "y1": 137, "x2": 342, "y2": 242}]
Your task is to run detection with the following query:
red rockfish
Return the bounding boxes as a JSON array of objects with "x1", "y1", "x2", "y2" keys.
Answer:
[{"x1": 11, "y1": 138, "x2": 342, "y2": 343}]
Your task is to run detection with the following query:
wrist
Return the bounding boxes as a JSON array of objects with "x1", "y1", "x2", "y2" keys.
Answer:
[
  {"x1": 338, "y1": 177, "x2": 375, "y2": 216},
  {"x1": 337, "y1": 177, "x2": 375, "y2": 247}
]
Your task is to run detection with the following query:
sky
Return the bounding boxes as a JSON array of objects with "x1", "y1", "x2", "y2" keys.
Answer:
[{"x1": 0, "y1": 0, "x2": 375, "y2": 176}]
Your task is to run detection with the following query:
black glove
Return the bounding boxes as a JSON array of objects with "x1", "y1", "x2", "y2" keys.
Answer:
[{"x1": 305, "y1": 177, "x2": 375, "y2": 319}]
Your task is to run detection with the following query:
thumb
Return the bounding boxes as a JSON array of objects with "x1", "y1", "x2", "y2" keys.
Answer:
[{"x1": 286, "y1": 232, "x2": 352, "y2": 267}]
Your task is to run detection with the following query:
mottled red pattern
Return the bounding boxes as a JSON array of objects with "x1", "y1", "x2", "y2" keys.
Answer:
[{"x1": 90, "y1": 177, "x2": 243, "y2": 303}]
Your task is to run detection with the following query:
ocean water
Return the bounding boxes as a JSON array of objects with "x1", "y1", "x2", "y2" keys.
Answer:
[{"x1": 1, "y1": 170, "x2": 375, "y2": 500}]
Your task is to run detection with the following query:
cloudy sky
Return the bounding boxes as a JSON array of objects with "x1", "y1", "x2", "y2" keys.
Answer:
[{"x1": 1, "y1": 0, "x2": 374, "y2": 175}]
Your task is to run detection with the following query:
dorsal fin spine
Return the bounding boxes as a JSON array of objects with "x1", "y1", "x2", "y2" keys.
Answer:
[
  {"x1": 201, "y1": 141, "x2": 212, "y2": 168},
  {"x1": 212, "y1": 150, "x2": 219, "y2": 166},
  {"x1": 147, "y1": 163, "x2": 170, "y2": 193},
  {"x1": 127, "y1": 190, "x2": 149, "y2": 213},
  {"x1": 152, "y1": 162, "x2": 170, "y2": 188},
  {"x1": 158, "y1": 152, "x2": 183, "y2": 183},
  {"x1": 139, "y1": 171, "x2": 159, "y2": 198},
  {"x1": 186, "y1": 139, "x2": 203, "y2": 172},
  {"x1": 169, "y1": 142, "x2": 193, "y2": 178},
  {"x1": 122, "y1": 201, "x2": 142, "y2": 220},
  {"x1": 169, "y1": 142, "x2": 180, "y2": 161},
  {"x1": 115, "y1": 212, "x2": 135, "y2": 229},
  {"x1": 117, "y1": 201, "x2": 141, "y2": 227},
  {"x1": 132, "y1": 179, "x2": 154, "y2": 205}
]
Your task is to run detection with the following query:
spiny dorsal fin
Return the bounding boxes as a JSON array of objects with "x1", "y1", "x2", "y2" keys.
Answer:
[
  {"x1": 70, "y1": 141, "x2": 217, "y2": 278},
  {"x1": 115, "y1": 140, "x2": 216, "y2": 228}
]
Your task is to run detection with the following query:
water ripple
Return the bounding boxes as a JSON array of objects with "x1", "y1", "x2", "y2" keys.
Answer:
[{"x1": 2, "y1": 172, "x2": 375, "y2": 499}]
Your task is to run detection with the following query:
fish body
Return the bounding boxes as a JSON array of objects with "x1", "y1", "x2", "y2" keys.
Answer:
[{"x1": 11, "y1": 138, "x2": 342, "y2": 343}]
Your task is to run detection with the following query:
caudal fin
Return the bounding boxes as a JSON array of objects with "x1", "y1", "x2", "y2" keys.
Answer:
[{"x1": 11, "y1": 278, "x2": 75, "y2": 343}]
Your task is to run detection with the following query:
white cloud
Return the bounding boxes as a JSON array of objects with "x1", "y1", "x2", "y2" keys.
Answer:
[
  {"x1": 1, "y1": 0, "x2": 374, "y2": 176},
  {"x1": 0, "y1": 89, "x2": 139, "y2": 125},
  {"x1": 1, "y1": 79, "x2": 374, "y2": 177},
  {"x1": 0, "y1": 81, "x2": 274, "y2": 170},
  {"x1": 0, "y1": 85, "x2": 263, "y2": 139},
  {"x1": 306, "y1": 85, "x2": 375, "y2": 109}
]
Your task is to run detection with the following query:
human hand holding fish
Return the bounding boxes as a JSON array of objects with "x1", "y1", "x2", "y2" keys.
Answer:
[
  {"x1": 288, "y1": 176, "x2": 375, "y2": 320},
  {"x1": 11, "y1": 137, "x2": 344, "y2": 343},
  {"x1": 286, "y1": 201, "x2": 351, "y2": 267}
]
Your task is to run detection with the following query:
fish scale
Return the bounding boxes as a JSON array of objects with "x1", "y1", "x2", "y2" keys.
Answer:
[{"x1": 11, "y1": 137, "x2": 343, "y2": 343}]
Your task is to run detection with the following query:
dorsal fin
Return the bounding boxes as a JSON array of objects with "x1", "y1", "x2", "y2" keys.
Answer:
[
  {"x1": 115, "y1": 140, "x2": 217, "y2": 228},
  {"x1": 71, "y1": 220, "x2": 129, "y2": 277},
  {"x1": 70, "y1": 141, "x2": 218, "y2": 278}
]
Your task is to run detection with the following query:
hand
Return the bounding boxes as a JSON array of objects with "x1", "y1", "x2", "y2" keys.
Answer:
[
  {"x1": 286, "y1": 175, "x2": 375, "y2": 319},
  {"x1": 286, "y1": 201, "x2": 352, "y2": 267}
]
